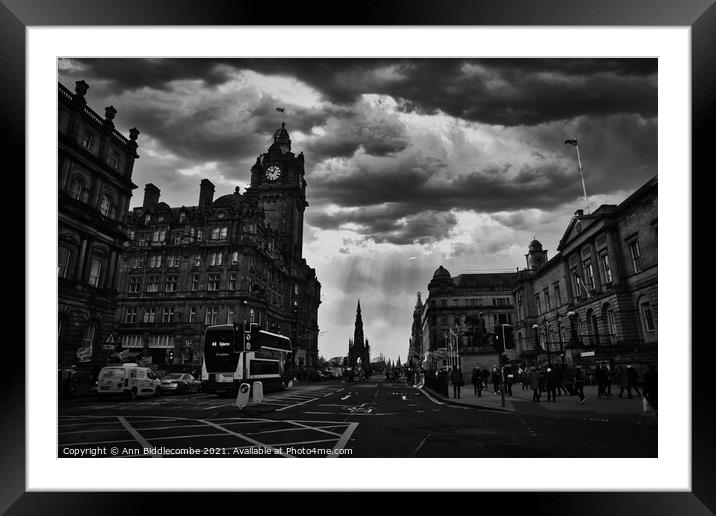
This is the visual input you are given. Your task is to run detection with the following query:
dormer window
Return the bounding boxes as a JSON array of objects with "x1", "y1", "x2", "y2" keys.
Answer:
[
  {"x1": 179, "y1": 212, "x2": 186, "y2": 223},
  {"x1": 145, "y1": 214, "x2": 151, "y2": 224},
  {"x1": 217, "y1": 211, "x2": 226, "y2": 220}
]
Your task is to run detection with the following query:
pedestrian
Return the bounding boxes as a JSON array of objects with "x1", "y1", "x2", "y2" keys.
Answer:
[
  {"x1": 528, "y1": 366, "x2": 540, "y2": 402},
  {"x1": 574, "y1": 366, "x2": 586, "y2": 404},
  {"x1": 521, "y1": 368, "x2": 529, "y2": 390},
  {"x1": 451, "y1": 366, "x2": 463, "y2": 399},
  {"x1": 491, "y1": 367, "x2": 500, "y2": 394},
  {"x1": 596, "y1": 365, "x2": 606, "y2": 399},
  {"x1": 642, "y1": 364, "x2": 658, "y2": 414},
  {"x1": 604, "y1": 364, "x2": 613, "y2": 397},
  {"x1": 471, "y1": 366, "x2": 482, "y2": 397},
  {"x1": 505, "y1": 369, "x2": 514, "y2": 397},
  {"x1": 627, "y1": 365, "x2": 642, "y2": 397},
  {"x1": 545, "y1": 366, "x2": 557, "y2": 402},
  {"x1": 555, "y1": 364, "x2": 568, "y2": 396}
]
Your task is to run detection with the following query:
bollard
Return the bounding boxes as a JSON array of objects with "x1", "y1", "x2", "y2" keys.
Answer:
[
  {"x1": 236, "y1": 382, "x2": 250, "y2": 409},
  {"x1": 252, "y1": 381, "x2": 264, "y2": 403}
]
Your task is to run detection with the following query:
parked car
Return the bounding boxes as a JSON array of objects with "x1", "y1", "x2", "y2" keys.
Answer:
[
  {"x1": 160, "y1": 373, "x2": 202, "y2": 394},
  {"x1": 95, "y1": 363, "x2": 161, "y2": 401}
]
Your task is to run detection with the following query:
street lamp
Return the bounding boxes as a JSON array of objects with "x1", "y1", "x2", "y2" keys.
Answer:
[
  {"x1": 556, "y1": 314, "x2": 565, "y2": 369},
  {"x1": 532, "y1": 323, "x2": 540, "y2": 359},
  {"x1": 567, "y1": 310, "x2": 579, "y2": 351}
]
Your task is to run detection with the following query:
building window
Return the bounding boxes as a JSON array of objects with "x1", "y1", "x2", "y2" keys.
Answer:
[
  {"x1": 167, "y1": 255, "x2": 181, "y2": 268},
  {"x1": 232, "y1": 251, "x2": 239, "y2": 265},
  {"x1": 641, "y1": 301, "x2": 655, "y2": 332},
  {"x1": 149, "y1": 255, "x2": 162, "y2": 268},
  {"x1": 544, "y1": 290, "x2": 551, "y2": 312},
  {"x1": 207, "y1": 273, "x2": 220, "y2": 291},
  {"x1": 88, "y1": 258, "x2": 103, "y2": 287},
  {"x1": 179, "y1": 212, "x2": 186, "y2": 223},
  {"x1": 58, "y1": 246, "x2": 71, "y2": 278},
  {"x1": 205, "y1": 307, "x2": 218, "y2": 325},
  {"x1": 196, "y1": 229, "x2": 203, "y2": 241},
  {"x1": 440, "y1": 299, "x2": 447, "y2": 307},
  {"x1": 100, "y1": 194, "x2": 114, "y2": 218},
  {"x1": 165, "y1": 275, "x2": 178, "y2": 292},
  {"x1": 584, "y1": 262, "x2": 595, "y2": 290},
  {"x1": 191, "y1": 274, "x2": 200, "y2": 291},
  {"x1": 554, "y1": 283, "x2": 562, "y2": 307},
  {"x1": 125, "y1": 308, "x2": 137, "y2": 323},
  {"x1": 599, "y1": 252, "x2": 612, "y2": 283},
  {"x1": 227, "y1": 306, "x2": 234, "y2": 324},
  {"x1": 571, "y1": 268, "x2": 581, "y2": 297},
  {"x1": 81, "y1": 129, "x2": 95, "y2": 150},
  {"x1": 146, "y1": 275, "x2": 159, "y2": 293},
  {"x1": 229, "y1": 273, "x2": 237, "y2": 290},
  {"x1": 109, "y1": 150, "x2": 120, "y2": 169},
  {"x1": 607, "y1": 308, "x2": 617, "y2": 340},
  {"x1": 193, "y1": 255, "x2": 202, "y2": 267},
  {"x1": 162, "y1": 307, "x2": 175, "y2": 323},
  {"x1": 250, "y1": 309, "x2": 255, "y2": 323},
  {"x1": 71, "y1": 177, "x2": 89, "y2": 202},
  {"x1": 152, "y1": 229, "x2": 166, "y2": 243},
  {"x1": 127, "y1": 230, "x2": 135, "y2": 241},
  {"x1": 138, "y1": 234, "x2": 147, "y2": 246},
  {"x1": 144, "y1": 214, "x2": 151, "y2": 224},
  {"x1": 82, "y1": 322, "x2": 96, "y2": 349},
  {"x1": 211, "y1": 226, "x2": 228, "y2": 240},
  {"x1": 535, "y1": 294, "x2": 541, "y2": 315},
  {"x1": 128, "y1": 276, "x2": 141, "y2": 293},
  {"x1": 173, "y1": 233, "x2": 182, "y2": 244},
  {"x1": 131, "y1": 256, "x2": 143, "y2": 269},
  {"x1": 209, "y1": 252, "x2": 222, "y2": 266},
  {"x1": 143, "y1": 307, "x2": 156, "y2": 323},
  {"x1": 188, "y1": 306, "x2": 197, "y2": 323},
  {"x1": 629, "y1": 240, "x2": 643, "y2": 273}
]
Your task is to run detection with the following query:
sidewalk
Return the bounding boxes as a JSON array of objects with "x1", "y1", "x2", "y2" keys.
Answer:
[{"x1": 421, "y1": 383, "x2": 657, "y2": 418}]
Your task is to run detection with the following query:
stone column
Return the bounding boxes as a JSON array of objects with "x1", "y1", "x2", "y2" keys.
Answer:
[
  {"x1": 76, "y1": 238, "x2": 88, "y2": 281},
  {"x1": 105, "y1": 251, "x2": 117, "y2": 290}
]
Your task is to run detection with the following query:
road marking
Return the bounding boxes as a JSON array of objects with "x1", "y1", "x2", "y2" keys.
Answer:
[
  {"x1": 341, "y1": 394, "x2": 351, "y2": 400},
  {"x1": 275, "y1": 396, "x2": 321, "y2": 412},
  {"x1": 197, "y1": 419, "x2": 292, "y2": 457},
  {"x1": 411, "y1": 434, "x2": 430, "y2": 457},
  {"x1": 418, "y1": 389, "x2": 445, "y2": 405},
  {"x1": 303, "y1": 411, "x2": 340, "y2": 415},
  {"x1": 117, "y1": 416, "x2": 161, "y2": 457},
  {"x1": 329, "y1": 422, "x2": 358, "y2": 458}
]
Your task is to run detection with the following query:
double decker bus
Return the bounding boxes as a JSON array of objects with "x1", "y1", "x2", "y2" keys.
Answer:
[{"x1": 201, "y1": 323, "x2": 293, "y2": 395}]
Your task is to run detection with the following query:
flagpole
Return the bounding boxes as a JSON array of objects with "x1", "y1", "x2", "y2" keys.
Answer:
[{"x1": 575, "y1": 144, "x2": 590, "y2": 214}]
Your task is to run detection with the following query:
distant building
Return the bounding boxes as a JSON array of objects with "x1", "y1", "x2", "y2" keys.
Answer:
[
  {"x1": 58, "y1": 80, "x2": 140, "y2": 367},
  {"x1": 419, "y1": 266, "x2": 516, "y2": 372},
  {"x1": 512, "y1": 177, "x2": 657, "y2": 373},
  {"x1": 114, "y1": 123, "x2": 320, "y2": 370},
  {"x1": 408, "y1": 292, "x2": 424, "y2": 369},
  {"x1": 347, "y1": 300, "x2": 370, "y2": 374}
]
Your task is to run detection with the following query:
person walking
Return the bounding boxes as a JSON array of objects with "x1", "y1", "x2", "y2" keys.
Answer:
[
  {"x1": 555, "y1": 364, "x2": 568, "y2": 396},
  {"x1": 596, "y1": 365, "x2": 606, "y2": 399},
  {"x1": 491, "y1": 367, "x2": 501, "y2": 394},
  {"x1": 471, "y1": 367, "x2": 483, "y2": 397},
  {"x1": 574, "y1": 366, "x2": 586, "y2": 404},
  {"x1": 627, "y1": 365, "x2": 642, "y2": 397},
  {"x1": 451, "y1": 366, "x2": 463, "y2": 399},
  {"x1": 618, "y1": 365, "x2": 632, "y2": 398},
  {"x1": 642, "y1": 364, "x2": 658, "y2": 414},
  {"x1": 604, "y1": 364, "x2": 613, "y2": 397},
  {"x1": 504, "y1": 369, "x2": 514, "y2": 396},
  {"x1": 528, "y1": 366, "x2": 541, "y2": 402},
  {"x1": 545, "y1": 366, "x2": 557, "y2": 402}
]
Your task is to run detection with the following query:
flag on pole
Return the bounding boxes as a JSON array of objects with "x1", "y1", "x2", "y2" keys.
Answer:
[
  {"x1": 565, "y1": 138, "x2": 578, "y2": 146},
  {"x1": 276, "y1": 107, "x2": 285, "y2": 113}
]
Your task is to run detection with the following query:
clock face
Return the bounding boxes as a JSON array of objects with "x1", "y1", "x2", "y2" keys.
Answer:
[
  {"x1": 533, "y1": 253, "x2": 545, "y2": 265},
  {"x1": 280, "y1": 144, "x2": 289, "y2": 154},
  {"x1": 265, "y1": 165, "x2": 281, "y2": 180}
]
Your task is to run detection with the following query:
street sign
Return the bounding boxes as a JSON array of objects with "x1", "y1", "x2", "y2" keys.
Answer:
[{"x1": 580, "y1": 351, "x2": 595, "y2": 357}]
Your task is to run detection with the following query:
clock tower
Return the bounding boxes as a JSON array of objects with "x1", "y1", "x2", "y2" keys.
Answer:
[
  {"x1": 247, "y1": 122, "x2": 308, "y2": 260},
  {"x1": 526, "y1": 237, "x2": 548, "y2": 270}
]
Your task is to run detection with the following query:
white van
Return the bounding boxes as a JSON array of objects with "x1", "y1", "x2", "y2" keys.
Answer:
[{"x1": 96, "y1": 363, "x2": 161, "y2": 400}]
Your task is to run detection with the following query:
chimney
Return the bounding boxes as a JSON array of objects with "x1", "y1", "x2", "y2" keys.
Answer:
[
  {"x1": 199, "y1": 179, "x2": 215, "y2": 209},
  {"x1": 143, "y1": 183, "x2": 160, "y2": 210}
]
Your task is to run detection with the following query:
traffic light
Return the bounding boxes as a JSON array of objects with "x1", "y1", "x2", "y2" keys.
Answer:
[
  {"x1": 494, "y1": 330, "x2": 503, "y2": 352},
  {"x1": 503, "y1": 325, "x2": 515, "y2": 350},
  {"x1": 167, "y1": 350, "x2": 174, "y2": 364},
  {"x1": 243, "y1": 322, "x2": 259, "y2": 351}
]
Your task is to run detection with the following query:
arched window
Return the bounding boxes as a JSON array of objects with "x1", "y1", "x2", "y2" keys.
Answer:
[
  {"x1": 58, "y1": 246, "x2": 72, "y2": 278},
  {"x1": 88, "y1": 256, "x2": 104, "y2": 287},
  {"x1": 83, "y1": 322, "x2": 96, "y2": 349},
  {"x1": 638, "y1": 297, "x2": 656, "y2": 333},
  {"x1": 100, "y1": 194, "x2": 114, "y2": 218},
  {"x1": 603, "y1": 303, "x2": 617, "y2": 344},
  {"x1": 70, "y1": 177, "x2": 88, "y2": 202}
]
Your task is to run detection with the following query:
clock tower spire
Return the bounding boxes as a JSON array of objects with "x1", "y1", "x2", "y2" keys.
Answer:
[{"x1": 526, "y1": 237, "x2": 548, "y2": 270}]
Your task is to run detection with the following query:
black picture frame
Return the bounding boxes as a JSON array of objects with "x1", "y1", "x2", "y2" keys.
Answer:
[{"x1": 3, "y1": 1, "x2": 712, "y2": 513}]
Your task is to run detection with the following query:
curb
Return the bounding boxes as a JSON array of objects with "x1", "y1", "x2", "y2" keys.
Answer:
[{"x1": 420, "y1": 386, "x2": 514, "y2": 413}]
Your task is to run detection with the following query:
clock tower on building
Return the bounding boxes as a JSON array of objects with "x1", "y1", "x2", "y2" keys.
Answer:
[
  {"x1": 247, "y1": 122, "x2": 308, "y2": 261},
  {"x1": 526, "y1": 237, "x2": 548, "y2": 270}
]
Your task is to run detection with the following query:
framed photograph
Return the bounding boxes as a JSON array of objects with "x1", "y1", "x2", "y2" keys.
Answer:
[{"x1": 4, "y1": 0, "x2": 712, "y2": 513}]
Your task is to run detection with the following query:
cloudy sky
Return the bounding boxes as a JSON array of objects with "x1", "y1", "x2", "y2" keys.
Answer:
[{"x1": 58, "y1": 58, "x2": 657, "y2": 363}]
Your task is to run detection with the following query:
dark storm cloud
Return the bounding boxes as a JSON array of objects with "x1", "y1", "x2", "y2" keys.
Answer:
[
  {"x1": 307, "y1": 205, "x2": 458, "y2": 245},
  {"x1": 65, "y1": 57, "x2": 656, "y2": 127}
]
